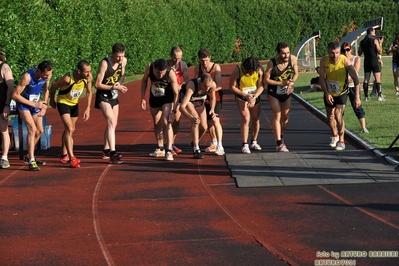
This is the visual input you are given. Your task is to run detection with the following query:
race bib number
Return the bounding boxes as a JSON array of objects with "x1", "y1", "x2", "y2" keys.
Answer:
[
  {"x1": 326, "y1": 80, "x2": 340, "y2": 94},
  {"x1": 70, "y1": 89, "x2": 83, "y2": 100},
  {"x1": 29, "y1": 94, "x2": 40, "y2": 102},
  {"x1": 276, "y1": 86, "x2": 288, "y2": 95},
  {"x1": 111, "y1": 89, "x2": 119, "y2": 99},
  {"x1": 242, "y1": 86, "x2": 257, "y2": 95},
  {"x1": 151, "y1": 85, "x2": 165, "y2": 97}
]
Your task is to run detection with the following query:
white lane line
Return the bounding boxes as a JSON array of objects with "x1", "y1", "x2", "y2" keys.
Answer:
[
  {"x1": 195, "y1": 160, "x2": 299, "y2": 266},
  {"x1": 92, "y1": 164, "x2": 115, "y2": 266},
  {"x1": 318, "y1": 185, "x2": 399, "y2": 231}
]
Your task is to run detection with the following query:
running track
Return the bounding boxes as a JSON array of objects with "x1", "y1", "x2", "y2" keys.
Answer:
[{"x1": 0, "y1": 64, "x2": 398, "y2": 266}]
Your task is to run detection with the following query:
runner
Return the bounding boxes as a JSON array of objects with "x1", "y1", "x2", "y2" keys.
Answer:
[
  {"x1": 0, "y1": 51, "x2": 14, "y2": 169},
  {"x1": 94, "y1": 43, "x2": 128, "y2": 164},
  {"x1": 320, "y1": 41, "x2": 361, "y2": 151},
  {"x1": 194, "y1": 48, "x2": 224, "y2": 155},
  {"x1": 50, "y1": 60, "x2": 93, "y2": 168},
  {"x1": 141, "y1": 59, "x2": 180, "y2": 161},
  {"x1": 180, "y1": 73, "x2": 218, "y2": 159},
  {"x1": 12, "y1": 61, "x2": 53, "y2": 171},
  {"x1": 229, "y1": 56, "x2": 264, "y2": 154},
  {"x1": 166, "y1": 46, "x2": 189, "y2": 156},
  {"x1": 264, "y1": 41, "x2": 298, "y2": 152}
]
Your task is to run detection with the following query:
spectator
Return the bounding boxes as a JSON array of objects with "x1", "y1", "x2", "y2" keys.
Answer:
[
  {"x1": 358, "y1": 27, "x2": 384, "y2": 101},
  {"x1": 300, "y1": 66, "x2": 322, "y2": 94}
]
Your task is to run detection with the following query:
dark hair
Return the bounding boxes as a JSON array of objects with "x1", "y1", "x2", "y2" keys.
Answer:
[
  {"x1": 170, "y1": 46, "x2": 182, "y2": 55},
  {"x1": 0, "y1": 51, "x2": 5, "y2": 62},
  {"x1": 340, "y1": 42, "x2": 351, "y2": 54},
  {"x1": 366, "y1": 27, "x2": 374, "y2": 35},
  {"x1": 200, "y1": 72, "x2": 212, "y2": 83},
  {"x1": 77, "y1": 60, "x2": 90, "y2": 71},
  {"x1": 327, "y1": 41, "x2": 340, "y2": 51},
  {"x1": 276, "y1": 42, "x2": 290, "y2": 53},
  {"x1": 241, "y1": 56, "x2": 260, "y2": 73},
  {"x1": 112, "y1": 43, "x2": 126, "y2": 53},
  {"x1": 153, "y1": 59, "x2": 168, "y2": 71},
  {"x1": 37, "y1": 60, "x2": 53, "y2": 72},
  {"x1": 198, "y1": 48, "x2": 211, "y2": 59}
]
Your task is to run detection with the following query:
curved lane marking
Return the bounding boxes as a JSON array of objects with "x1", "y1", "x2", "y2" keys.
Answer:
[
  {"x1": 195, "y1": 159, "x2": 299, "y2": 266},
  {"x1": 92, "y1": 164, "x2": 116, "y2": 266}
]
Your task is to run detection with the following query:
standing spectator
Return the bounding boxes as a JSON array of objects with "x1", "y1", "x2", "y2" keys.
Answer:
[
  {"x1": 0, "y1": 51, "x2": 14, "y2": 169},
  {"x1": 387, "y1": 33, "x2": 399, "y2": 95},
  {"x1": 300, "y1": 66, "x2": 322, "y2": 94},
  {"x1": 320, "y1": 41, "x2": 361, "y2": 151},
  {"x1": 179, "y1": 73, "x2": 218, "y2": 159},
  {"x1": 229, "y1": 57, "x2": 264, "y2": 154},
  {"x1": 341, "y1": 42, "x2": 368, "y2": 133},
  {"x1": 264, "y1": 41, "x2": 298, "y2": 152},
  {"x1": 12, "y1": 61, "x2": 53, "y2": 171},
  {"x1": 166, "y1": 46, "x2": 189, "y2": 155},
  {"x1": 358, "y1": 27, "x2": 384, "y2": 101},
  {"x1": 50, "y1": 60, "x2": 93, "y2": 168},
  {"x1": 141, "y1": 59, "x2": 180, "y2": 161},
  {"x1": 194, "y1": 48, "x2": 224, "y2": 155},
  {"x1": 94, "y1": 43, "x2": 128, "y2": 164}
]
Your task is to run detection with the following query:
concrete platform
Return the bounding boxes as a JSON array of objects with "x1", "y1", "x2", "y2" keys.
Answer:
[{"x1": 227, "y1": 150, "x2": 399, "y2": 187}]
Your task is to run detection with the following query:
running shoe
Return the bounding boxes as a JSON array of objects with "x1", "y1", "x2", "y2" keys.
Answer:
[
  {"x1": 171, "y1": 150, "x2": 177, "y2": 156},
  {"x1": 204, "y1": 142, "x2": 217, "y2": 152},
  {"x1": 361, "y1": 128, "x2": 369, "y2": 134},
  {"x1": 109, "y1": 154, "x2": 124, "y2": 164},
  {"x1": 329, "y1": 136, "x2": 339, "y2": 148},
  {"x1": 396, "y1": 91, "x2": 399, "y2": 96},
  {"x1": 172, "y1": 145, "x2": 182, "y2": 154},
  {"x1": 0, "y1": 158, "x2": 10, "y2": 169},
  {"x1": 215, "y1": 145, "x2": 225, "y2": 156},
  {"x1": 102, "y1": 151, "x2": 111, "y2": 159},
  {"x1": 24, "y1": 156, "x2": 46, "y2": 166},
  {"x1": 370, "y1": 91, "x2": 377, "y2": 97},
  {"x1": 276, "y1": 144, "x2": 289, "y2": 152},
  {"x1": 193, "y1": 149, "x2": 204, "y2": 159},
  {"x1": 377, "y1": 95, "x2": 386, "y2": 101},
  {"x1": 60, "y1": 154, "x2": 70, "y2": 163},
  {"x1": 365, "y1": 97, "x2": 369, "y2": 102},
  {"x1": 336, "y1": 142, "x2": 346, "y2": 151},
  {"x1": 149, "y1": 148, "x2": 165, "y2": 157},
  {"x1": 29, "y1": 161, "x2": 40, "y2": 171},
  {"x1": 250, "y1": 141, "x2": 262, "y2": 151},
  {"x1": 70, "y1": 157, "x2": 81, "y2": 168},
  {"x1": 165, "y1": 151, "x2": 174, "y2": 161},
  {"x1": 241, "y1": 144, "x2": 251, "y2": 154}
]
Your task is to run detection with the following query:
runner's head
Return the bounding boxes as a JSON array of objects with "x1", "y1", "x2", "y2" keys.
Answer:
[
  {"x1": 241, "y1": 56, "x2": 260, "y2": 76},
  {"x1": 153, "y1": 59, "x2": 168, "y2": 79},
  {"x1": 198, "y1": 48, "x2": 212, "y2": 69},
  {"x1": 111, "y1": 43, "x2": 125, "y2": 64},
  {"x1": 327, "y1": 41, "x2": 341, "y2": 64},
  {"x1": 170, "y1": 46, "x2": 183, "y2": 66},
  {"x1": 37, "y1": 60, "x2": 53, "y2": 80},
  {"x1": 276, "y1": 42, "x2": 291, "y2": 63},
  {"x1": 77, "y1": 60, "x2": 91, "y2": 79}
]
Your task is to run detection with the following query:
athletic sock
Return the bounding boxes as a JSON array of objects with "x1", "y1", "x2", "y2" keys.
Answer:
[
  {"x1": 363, "y1": 82, "x2": 369, "y2": 97},
  {"x1": 376, "y1": 83, "x2": 382, "y2": 96}
]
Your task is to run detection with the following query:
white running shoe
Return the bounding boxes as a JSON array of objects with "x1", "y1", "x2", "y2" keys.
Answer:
[
  {"x1": 165, "y1": 151, "x2": 174, "y2": 161},
  {"x1": 250, "y1": 141, "x2": 262, "y2": 151},
  {"x1": 335, "y1": 142, "x2": 346, "y2": 151},
  {"x1": 276, "y1": 144, "x2": 289, "y2": 152},
  {"x1": 361, "y1": 128, "x2": 369, "y2": 134},
  {"x1": 215, "y1": 145, "x2": 225, "y2": 156},
  {"x1": 149, "y1": 148, "x2": 165, "y2": 157},
  {"x1": 241, "y1": 144, "x2": 251, "y2": 154},
  {"x1": 329, "y1": 136, "x2": 339, "y2": 148}
]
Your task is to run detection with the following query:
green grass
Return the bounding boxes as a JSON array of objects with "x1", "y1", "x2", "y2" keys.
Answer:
[{"x1": 294, "y1": 56, "x2": 399, "y2": 154}]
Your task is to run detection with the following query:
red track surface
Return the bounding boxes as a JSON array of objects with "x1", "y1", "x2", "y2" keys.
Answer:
[{"x1": 1, "y1": 64, "x2": 398, "y2": 266}]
